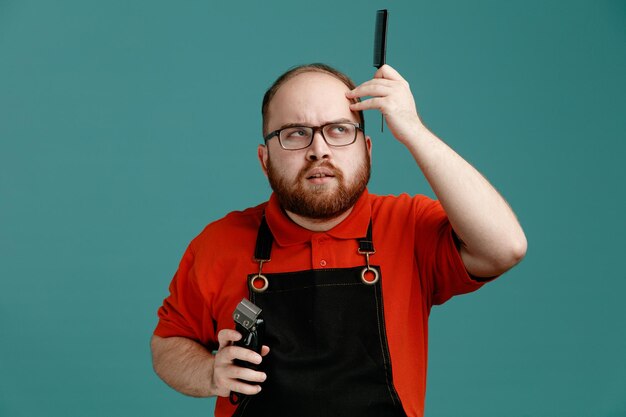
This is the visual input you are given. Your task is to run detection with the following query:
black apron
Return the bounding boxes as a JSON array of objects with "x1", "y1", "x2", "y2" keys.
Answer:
[{"x1": 233, "y1": 215, "x2": 406, "y2": 417}]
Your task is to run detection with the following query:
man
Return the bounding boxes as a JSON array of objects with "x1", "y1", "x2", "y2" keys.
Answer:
[{"x1": 151, "y1": 63, "x2": 527, "y2": 417}]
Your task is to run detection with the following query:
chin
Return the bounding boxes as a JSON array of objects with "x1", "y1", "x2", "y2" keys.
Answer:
[{"x1": 307, "y1": 183, "x2": 337, "y2": 193}]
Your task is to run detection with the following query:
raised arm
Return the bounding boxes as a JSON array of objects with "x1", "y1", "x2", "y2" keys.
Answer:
[{"x1": 347, "y1": 65, "x2": 527, "y2": 277}]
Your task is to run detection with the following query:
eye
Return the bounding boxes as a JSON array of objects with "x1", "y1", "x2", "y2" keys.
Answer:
[
  {"x1": 283, "y1": 127, "x2": 310, "y2": 138},
  {"x1": 325, "y1": 123, "x2": 354, "y2": 138}
]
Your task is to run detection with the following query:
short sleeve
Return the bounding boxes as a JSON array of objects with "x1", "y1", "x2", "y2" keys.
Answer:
[
  {"x1": 413, "y1": 197, "x2": 489, "y2": 306},
  {"x1": 153, "y1": 244, "x2": 213, "y2": 344}
]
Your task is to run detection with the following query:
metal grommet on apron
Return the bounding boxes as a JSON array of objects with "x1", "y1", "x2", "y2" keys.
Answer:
[
  {"x1": 360, "y1": 255, "x2": 380, "y2": 284},
  {"x1": 232, "y1": 215, "x2": 406, "y2": 417},
  {"x1": 250, "y1": 262, "x2": 269, "y2": 293},
  {"x1": 249, "y1": 273, "x2": 269, "y2": 293}
]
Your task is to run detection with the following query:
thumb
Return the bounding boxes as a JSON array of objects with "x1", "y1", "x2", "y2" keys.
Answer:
[{"x1": 217, "y1": 329, "x2": 242, "y2": 349}]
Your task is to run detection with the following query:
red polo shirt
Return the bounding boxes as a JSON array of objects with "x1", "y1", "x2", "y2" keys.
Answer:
[{"x1": 154, "y1": 189, "x2": 490, "y2": 417}]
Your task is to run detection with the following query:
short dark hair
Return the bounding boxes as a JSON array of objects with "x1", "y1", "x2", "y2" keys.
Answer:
[{"x1": 261, "y1": 63, "x2": 365, "y2": 136}]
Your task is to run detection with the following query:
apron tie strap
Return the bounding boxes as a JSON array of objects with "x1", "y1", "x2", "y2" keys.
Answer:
[
  {"x1": 358, "y1": 220, "x2": 379, "y2": 285},
  {"x1": 254, "y1": 215, "x2": 273, "y2": 262},
  {"x1": 357, "y1": 219, "x2": 375, "y2": 253},
  {"x1": 253, "y1": 215, "x2": 379, "y2": 287},
  {"x1": 250, "y1": 215, "x2": 272, "y2": 293}
]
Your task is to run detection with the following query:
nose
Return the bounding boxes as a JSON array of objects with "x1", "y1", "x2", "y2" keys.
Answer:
[{"x1": 305, "y1": 129, "x2": 331, "y2": 161}]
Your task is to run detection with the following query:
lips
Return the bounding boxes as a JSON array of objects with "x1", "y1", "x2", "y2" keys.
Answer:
[{"x1": 305, "y1": 167, "x2": 335, "y2": 180}]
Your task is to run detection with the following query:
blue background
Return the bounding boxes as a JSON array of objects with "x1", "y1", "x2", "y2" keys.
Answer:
[{"x1": 1, "y1": 1, "x2": 625, "y2": 416}]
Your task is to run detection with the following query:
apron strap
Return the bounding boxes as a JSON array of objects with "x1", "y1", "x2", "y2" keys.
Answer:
[
  {"x1": 254, "y1": 214, "x2": 374, "y2": 259},
  {"x1": 358, "y1": 219, "x2": 375, "y2": 253},
  {"x1": 254, "y1": 215, "x2": 273, "y2": 262}
]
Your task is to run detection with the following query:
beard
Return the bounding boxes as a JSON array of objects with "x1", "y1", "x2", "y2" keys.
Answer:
[{"x1": 266, "y1": 152, "x2": 370, "y2": 221}]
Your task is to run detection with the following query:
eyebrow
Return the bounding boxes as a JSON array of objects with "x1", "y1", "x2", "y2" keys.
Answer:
[{"x1": 277, "y1": 118, "x2": 357, "y2": 130}]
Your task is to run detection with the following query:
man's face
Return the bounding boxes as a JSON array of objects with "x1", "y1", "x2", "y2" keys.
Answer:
[{"x1": 258, "y1": 71, "x2": 372, "y2": 220}]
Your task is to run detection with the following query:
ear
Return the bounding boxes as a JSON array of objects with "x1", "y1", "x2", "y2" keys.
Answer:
[
  {"x1": 258, "y1": 144, "x2": 269, "y2": 176},
  {"x1": 365, "y1": 135, "x2": 373, "y2": 161}
]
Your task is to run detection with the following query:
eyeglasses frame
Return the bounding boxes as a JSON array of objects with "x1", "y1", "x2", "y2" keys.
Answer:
[{"x1": 263, "y1": 122, "x2": 364, "y2": 151}]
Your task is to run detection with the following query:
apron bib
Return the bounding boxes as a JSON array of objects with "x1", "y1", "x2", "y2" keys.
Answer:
[{"x1": 233, "y1": 216, "x2": 406, "y2": 417}]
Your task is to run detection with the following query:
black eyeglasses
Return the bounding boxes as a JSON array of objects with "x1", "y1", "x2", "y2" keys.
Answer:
[{"x1": 263, "y1": 122, "x2": 363, "y2": 150}]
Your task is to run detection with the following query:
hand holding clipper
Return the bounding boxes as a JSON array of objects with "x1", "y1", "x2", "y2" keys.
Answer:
[{"x1": 229, "y1": 298, "x2": 265, "y2": 405}]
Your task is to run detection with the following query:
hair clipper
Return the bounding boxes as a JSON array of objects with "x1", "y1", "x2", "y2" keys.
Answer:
[{"x1": 229, "y1": 298, "x2": 265, "y2": 405}]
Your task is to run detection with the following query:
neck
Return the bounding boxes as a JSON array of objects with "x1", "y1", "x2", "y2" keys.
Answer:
[{"x1": 285, "y1": 207, "x2": 354, "y2": 232}]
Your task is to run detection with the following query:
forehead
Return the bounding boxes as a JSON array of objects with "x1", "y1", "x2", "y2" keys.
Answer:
[{"x1": 267, "y1": 72, "x2": 357, "y2": 130}]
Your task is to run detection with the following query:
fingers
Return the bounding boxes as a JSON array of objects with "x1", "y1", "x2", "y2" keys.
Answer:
[
  {"x1": 346, "y1": 64, "x2": 408, "y2": 102},
  {"x1": 349, "y1": 97, "x2": 385, "y2": 112},
  {"x1": 375, "y1": 64, "x2": 404, "y2": 81},
  {"x1": 229, "y1": 346, "x2": 264, "y2": 365},
  {"x1": 345, "y1": 79, "x2": 409, "y2": 112},
  {"x1": 227, "y1": 364, "x2": 267, "y2": 384},
  {"x1": 346, "y1": 65, "x2": 423, "y2": 143},
  {"x1": 345, "y1": 66, "x2": 414, "y2": 114},
  {"x1": 347, "y1": 79, "x2": 395, "y2": 100},
  {"x1": 229, "y1": 379, "x2": 264, "y2": 396},
  {"x1": 212, "y1": 360, "x2": 266, "y2": 396},
  {"x1": 261, "y1": 345, "x2": 270, "y2": 356},
  {"x1": 211, "y1": 329, "x2": 269, "y2": 397},
  {"x1": 215, "y1": 329, "x2": 265, "y2": 366},
  {"x1": 211, "y1": 348, "x2": 268, "y2": 397}
]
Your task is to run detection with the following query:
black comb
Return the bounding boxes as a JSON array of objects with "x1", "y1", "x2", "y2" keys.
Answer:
[
  {"x1": 373, "y1": 9, "x2": 388, "y2": 69},
  {"x1": 373, "y1": 9, "x2": 388, "y2": 131}
]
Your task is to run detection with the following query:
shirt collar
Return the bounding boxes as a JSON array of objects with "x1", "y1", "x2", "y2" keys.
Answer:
[{"x1": 265, "y1": 189, "x2": 372, "y2": 246}]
